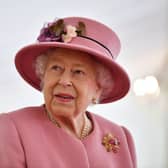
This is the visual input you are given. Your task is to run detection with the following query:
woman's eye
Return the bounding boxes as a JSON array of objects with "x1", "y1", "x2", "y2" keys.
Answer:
[
  {"x1": 51, "y1": 65, "x2": 62, "y2": 71},
  {"x1": 73, "y1": 70, "x2": 85, "y2": 75}
]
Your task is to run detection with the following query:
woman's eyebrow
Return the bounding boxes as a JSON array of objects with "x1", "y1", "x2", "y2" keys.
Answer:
[{"x1": 73, "y1": 63, "x2": 84, "y2": 67}]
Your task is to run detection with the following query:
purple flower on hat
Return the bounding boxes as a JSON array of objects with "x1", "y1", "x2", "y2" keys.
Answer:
[
  {"x1": 37, "y1": 19, "x2": 86, "y2": 43},
  {"x1": 37, "y1": 19, "x2": 64, "y2": 42}
]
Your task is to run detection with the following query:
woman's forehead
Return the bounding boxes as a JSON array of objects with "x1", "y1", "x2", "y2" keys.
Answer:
[{"x1": 47, "y1": 48, "x2": 96, "y2": 66}]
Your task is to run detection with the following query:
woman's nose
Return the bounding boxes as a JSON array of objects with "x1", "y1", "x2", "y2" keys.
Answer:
[{"x1": 57, "y1": 72, "x2": 72, "y2": 87}]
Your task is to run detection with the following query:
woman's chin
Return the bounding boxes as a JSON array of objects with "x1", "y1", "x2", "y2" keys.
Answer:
[{"x1": 50, "y1": 103, "x2": 75, "y2": 117}]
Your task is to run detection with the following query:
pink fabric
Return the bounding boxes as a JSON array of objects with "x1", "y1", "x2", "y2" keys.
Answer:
[{"x1": 0, "y1": 106, "x2": 137, "y2": 168}]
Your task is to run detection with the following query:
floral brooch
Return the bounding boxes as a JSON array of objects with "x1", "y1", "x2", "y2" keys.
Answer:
[
  {"x1": 37, "y1": 19, "x2": 86, "y2": 43},
  {"x1": 102, "y1": 133, "x2": 120, "y2": 153}
]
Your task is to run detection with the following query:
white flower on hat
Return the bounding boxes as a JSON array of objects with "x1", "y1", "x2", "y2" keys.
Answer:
[{"x1": 62, "y1": 25, "x2": 77, "y2": 43}]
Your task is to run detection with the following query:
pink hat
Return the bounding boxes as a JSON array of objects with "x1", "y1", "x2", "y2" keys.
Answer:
[{"x1": 15, "y1": 17, "x2": 130, "y2": 104}]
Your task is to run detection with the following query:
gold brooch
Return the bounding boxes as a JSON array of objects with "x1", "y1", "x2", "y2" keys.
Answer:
[{"x1": 102, "y1": 133, "x2": 120, "y2": 153}]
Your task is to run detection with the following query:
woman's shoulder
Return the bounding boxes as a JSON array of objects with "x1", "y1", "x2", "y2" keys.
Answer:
[
  {"x1": 0, "y1": 105, "x2": 45, "y2": 125},
  {"x1": 89, "y1": 112, "x2": 121, "y2": 129},
  {"x1": 88, "y1": 112, "x2": 135, "y2": 142}
]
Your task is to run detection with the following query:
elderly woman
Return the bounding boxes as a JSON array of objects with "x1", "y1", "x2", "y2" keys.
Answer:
[{"x1": 0, "y1": 17, "x2": 136, "y2": 168}]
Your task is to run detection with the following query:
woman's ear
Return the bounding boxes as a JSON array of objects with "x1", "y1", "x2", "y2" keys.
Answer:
[
  {"x1": 40, "y1": 79, "x2": 44, "y2": 91},
  {"x1": 94, "y1": 85, "x2": 102, "y2": 103}
]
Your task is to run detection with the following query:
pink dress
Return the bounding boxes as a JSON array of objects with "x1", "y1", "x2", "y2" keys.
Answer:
[{"x1": 0, "y1": 106, "x2": 136, "y2": 168}]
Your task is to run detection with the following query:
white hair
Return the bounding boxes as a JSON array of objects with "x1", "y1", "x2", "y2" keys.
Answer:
[{"x1": 35, "y1": 48, "x2": 113, "y2": 102}]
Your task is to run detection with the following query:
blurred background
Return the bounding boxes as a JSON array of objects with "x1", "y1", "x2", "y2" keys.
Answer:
[{"x1": 0, "y1": 0, "x2": 167, "y2": 167}]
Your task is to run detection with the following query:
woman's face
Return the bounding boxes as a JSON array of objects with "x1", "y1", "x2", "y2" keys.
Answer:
[{"x1": 42, "y1": 48, "x2": 101, "y2": 118}]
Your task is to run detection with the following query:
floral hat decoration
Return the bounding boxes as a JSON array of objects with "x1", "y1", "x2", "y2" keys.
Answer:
[
  {"x1": 15, "y1": 17, "x2": 130, "y2": 104},
  {"x1": 37, "y1": 19, "x2": 86, "y2": 43}
]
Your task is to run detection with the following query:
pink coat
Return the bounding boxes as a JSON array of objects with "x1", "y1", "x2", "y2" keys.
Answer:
[{"x1": 0, "y1": 106, "x2": 136, "y2": 168}]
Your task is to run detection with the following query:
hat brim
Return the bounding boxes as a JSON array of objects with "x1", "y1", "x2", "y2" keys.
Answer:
[{"x1": 15, "y1": 42, "x2": 130, "y2": 104}]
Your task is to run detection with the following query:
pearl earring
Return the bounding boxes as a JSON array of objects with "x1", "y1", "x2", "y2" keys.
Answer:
[{"x1": 92, "y1": 98, "x2": 98, "y2": 104}]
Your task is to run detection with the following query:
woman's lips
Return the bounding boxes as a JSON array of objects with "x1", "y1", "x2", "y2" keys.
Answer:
[{"x1": 54, "y1": 93, "x2": 75, "y2": 103}]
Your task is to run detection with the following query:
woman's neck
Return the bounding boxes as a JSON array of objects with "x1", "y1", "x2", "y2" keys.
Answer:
[
  {"x1": 46, "y1": 109, "x2": 92, "y2": 139},
  {"x1": 58, "y1": 113, "x2": 85, "y2": 139}
]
